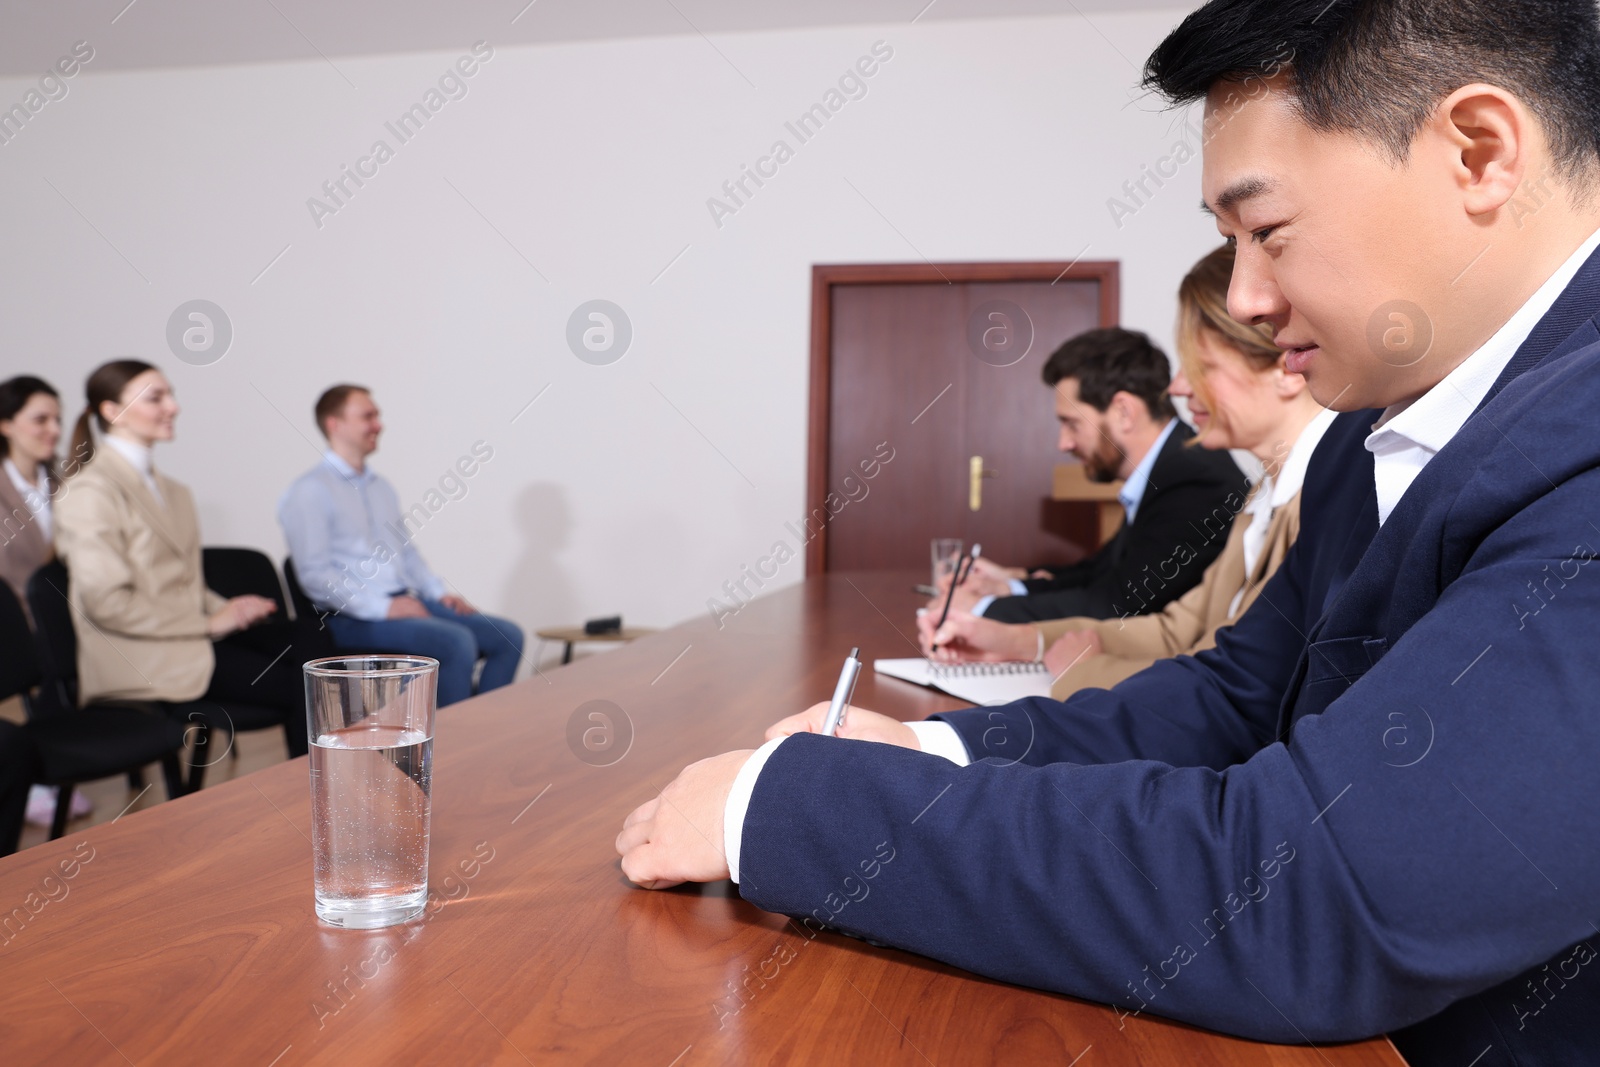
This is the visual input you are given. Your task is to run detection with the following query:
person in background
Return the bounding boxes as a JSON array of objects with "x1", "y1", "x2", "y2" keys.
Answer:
[
  {"x1": 54, "y1": 361, "x2": 313, "y2": 758},
  {"x1": 921, "y1": 243, "x2": 1336, "y2": 698},
  {"x1": 0, "y1": 721, "x2": 35, "y2": 855},
  {"x1": 942, "y1": 327, "x2": 1250, "y2": 624},
  {"x1": 0, "y1": 376, "x2": 64, "y2": 614},
  {"x1": 278, "y1": 385, "x2": 524, "y2": 707},
  {"x1": 0, "y1": 375, "x2": 92, "y2": 825}
]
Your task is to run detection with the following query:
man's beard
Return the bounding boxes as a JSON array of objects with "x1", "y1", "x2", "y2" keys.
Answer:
[{"x1": 1080, "y1": 435, "x2": 1124, "y2": 483}]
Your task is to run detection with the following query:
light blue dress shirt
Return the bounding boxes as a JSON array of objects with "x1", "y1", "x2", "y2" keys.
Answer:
[
  {"x1": 278, "y1": 451, "x2": 446, "y2": 620},
  {"x1": 973, "y1": 418, "x2": 1178, "y2": 617}
]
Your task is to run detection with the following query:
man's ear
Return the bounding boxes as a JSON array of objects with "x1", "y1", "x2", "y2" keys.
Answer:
[
  {"x1": 1436, "y1": 83, "x2": 1531, "y2": 218},
  {"x1": 1107, "y1": 391, "x2": 1139, "y2": 432}
]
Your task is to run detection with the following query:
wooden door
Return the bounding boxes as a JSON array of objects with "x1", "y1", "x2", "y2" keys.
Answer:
[{"x1": 808, "y1": 262, "x2": 1118, "y2": 575}]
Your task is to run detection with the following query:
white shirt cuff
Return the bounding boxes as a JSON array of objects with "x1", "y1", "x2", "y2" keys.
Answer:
[
  {"x1": 906, "y1": 721, "x2": 972, "y2": 766},
  {"x1": 972, "y1": 594, "x2": 997, "y2": 616},
  {"x1": 1008, "y1": 578, "x2": 1029, "y2": 596},
  {"x1": 724, "y1": 737, "x2": 785, "y2": 884}
]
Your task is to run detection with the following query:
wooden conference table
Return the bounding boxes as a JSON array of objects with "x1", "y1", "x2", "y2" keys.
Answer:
[{"x1": 0, "y1": 572, "x2": 1404, "y2": 1066}]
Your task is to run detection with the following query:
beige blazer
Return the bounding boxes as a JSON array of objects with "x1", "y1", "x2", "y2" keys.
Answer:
[
  {"x1": 0, "y1": 467, "x2": 57, "y2": 621},
  {"x1": 52, "y1": 448, "x2": 224, "y2": 704},
  {"x1": 1037, "y1": 488, "x2": 1303, "y2": 700}
]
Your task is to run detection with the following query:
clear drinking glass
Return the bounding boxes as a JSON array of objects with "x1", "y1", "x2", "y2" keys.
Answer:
[
  {"x1": 931, "y1": 538, "x2": 965, "y2": 590},
  {"x1": 305, "y1": 656, "x2": 438, "y2": 929}
]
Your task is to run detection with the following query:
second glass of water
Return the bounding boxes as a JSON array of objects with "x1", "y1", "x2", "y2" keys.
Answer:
[
  {"x1": 931, "y1": 538, "x2": 964, "y2": 590},
  {"x1": 305, "y1": 656, "x2": 438, "y2": 929}
]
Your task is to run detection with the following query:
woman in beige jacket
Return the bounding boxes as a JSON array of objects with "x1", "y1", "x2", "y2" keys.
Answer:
[
  {"x1": 53, "y1": 360, "x2": 313, "y2": 757},
  {"x1": 921, "y1": 244, "x2": 1335, "y2": 700}
]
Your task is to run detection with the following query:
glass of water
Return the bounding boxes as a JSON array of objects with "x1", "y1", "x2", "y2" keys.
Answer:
[
  {"x1": 305, "y1": 656, "x2": 438, "y2": 929},
  {"x1": 931, "y1": 538, "x2": 964, "y2": 590}
]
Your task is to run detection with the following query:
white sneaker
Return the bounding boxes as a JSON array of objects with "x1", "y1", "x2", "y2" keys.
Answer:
[
  {"x1": 24, "y1": 785, "x2": 56, "y2": 826},
  {"x1": 23, "y1": 785, "x2": 94, "y2": 826}
]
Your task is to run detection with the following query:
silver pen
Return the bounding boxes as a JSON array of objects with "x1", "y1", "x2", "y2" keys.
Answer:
[{"x1": 820, "y1": 646, "x2": 863, "y2": 736}]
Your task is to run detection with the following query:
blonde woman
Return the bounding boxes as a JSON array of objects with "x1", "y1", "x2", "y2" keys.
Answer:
[{"x1": 920, "y1": 243, "x2": 1335, "y2": 699}]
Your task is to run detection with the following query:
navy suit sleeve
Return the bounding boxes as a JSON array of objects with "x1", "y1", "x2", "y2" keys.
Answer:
[{"x1": 739, "y1": 469, "x2": 1600, "y2": 1042}]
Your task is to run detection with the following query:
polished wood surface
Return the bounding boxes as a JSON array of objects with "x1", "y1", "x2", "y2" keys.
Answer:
[
  {"x1": 0, "y1": 572, "x2": 1404, "y2": 1066},
  {"x1": 806, "y1": 262, "x2": 1120, "y2": 577}
]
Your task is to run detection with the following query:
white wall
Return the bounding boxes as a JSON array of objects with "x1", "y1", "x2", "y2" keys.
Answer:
[{"x1": 0, "y1": 10, "x2": 1220, "y2": 657}]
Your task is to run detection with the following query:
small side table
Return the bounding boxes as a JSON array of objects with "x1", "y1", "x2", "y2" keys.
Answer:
[{"x1": 535, "y1": 626, "x2": 657, "y2": 665}]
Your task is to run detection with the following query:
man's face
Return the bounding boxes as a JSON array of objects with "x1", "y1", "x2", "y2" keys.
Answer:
[
  {"x1": 1054, "y1": 379, "x2": 1124, "y2": 483},
  {"x1": 1201, "y1": 75, "x2": 1488, "y2": 411},
  {"x1": 327, "y1": 391, "x2": 382, "y2": 456}
]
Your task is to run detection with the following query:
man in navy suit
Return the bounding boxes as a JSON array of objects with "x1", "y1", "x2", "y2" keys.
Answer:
[{"x1": 617, "y1": 1, "x2": 1600, "y2": 1062}]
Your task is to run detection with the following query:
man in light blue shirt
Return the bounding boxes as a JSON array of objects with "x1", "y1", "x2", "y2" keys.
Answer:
[{"x1": 278, "y1": 384, "x2": 524, "y2": 706}]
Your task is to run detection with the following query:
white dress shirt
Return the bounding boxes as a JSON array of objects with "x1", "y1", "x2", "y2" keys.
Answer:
[
  {"x1": 4, "y1": 458, "x2": 53, "y2": 542},
  {"x1": 1227, "y1": 408, "x2": 1337, "y2": 617},
  {"x1": 100, "y1": 434, "x2": 163, "y2": 503},
  {"x1": 727, "y1": 228, "x2": 1600, "y2": 883}
]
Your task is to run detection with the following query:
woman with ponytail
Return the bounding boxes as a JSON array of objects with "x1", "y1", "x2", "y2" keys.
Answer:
[{"x1": 53, "y1": 361, "x2": 313, "y2": 759}]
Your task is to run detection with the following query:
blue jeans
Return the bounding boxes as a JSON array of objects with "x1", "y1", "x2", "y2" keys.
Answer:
[{"x1": 327, "y1": 600, "x2": 525, "y2": 707}]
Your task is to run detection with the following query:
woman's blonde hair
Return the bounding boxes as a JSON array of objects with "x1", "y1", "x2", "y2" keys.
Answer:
[{"x1": 1174, "y1": 244, "x2": 1282, "y2": 414}]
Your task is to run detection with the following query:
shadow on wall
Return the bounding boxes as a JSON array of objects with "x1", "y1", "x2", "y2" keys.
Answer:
[{"x1": 505, "y1": 481, "x2": 576, "y2": 635}]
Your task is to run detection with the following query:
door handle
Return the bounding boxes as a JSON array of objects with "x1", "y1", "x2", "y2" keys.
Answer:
[{"x1": 969, "y1": 456, "x2": 999, "y2": 511}]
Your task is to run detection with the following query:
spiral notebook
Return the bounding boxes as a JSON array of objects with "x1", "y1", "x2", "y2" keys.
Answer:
[{"x1": 873, "y1": 658, "x2": 1052, "y2": 705}]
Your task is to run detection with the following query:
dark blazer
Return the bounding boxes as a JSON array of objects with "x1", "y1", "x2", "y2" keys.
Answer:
[
  {"x1": 983, "y1": 420, "x2": 1249, "y2": 623},
  {"x1": 739, "y1": 246, "x2": 1600, "y2": 1065}
]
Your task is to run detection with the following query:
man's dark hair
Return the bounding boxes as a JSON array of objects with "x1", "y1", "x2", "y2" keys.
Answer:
[
  {"x1": 315, "y1": 383, "x2": 370, "y2": 438},
  {"x1": 1144, "y1": 0, "x2": 1600, "y2": 186},
  {"x1": 1041, "y1": 327, "x2": 1176, "y2": 420}
]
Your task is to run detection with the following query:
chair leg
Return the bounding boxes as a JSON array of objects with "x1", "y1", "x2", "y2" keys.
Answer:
[
  {"x1": 49, "y1": 785, "x2": 74, "y2": 840},
  {"x1": 127, "y1": 768, "x2": 145, "y2": 789},
  {"x1": 160, "y1": 754, "x2": 186, "y2": 800},
  {"x1": 187, "y1": 722, "x2": 211, "y2": 794}
]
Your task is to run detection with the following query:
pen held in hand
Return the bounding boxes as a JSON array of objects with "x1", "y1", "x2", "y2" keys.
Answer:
[
  {"x1": 820, "y1": 646, "x2": 862, "y2": 737},
  {"x1": 931, "y1": 544, "x2": 980, "y2": 652}
]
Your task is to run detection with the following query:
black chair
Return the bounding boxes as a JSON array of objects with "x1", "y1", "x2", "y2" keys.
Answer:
[
  {"x1": 192, "y1": 547, "x2": 314, "y2": 788},
  {"x1": 29, "y1": 559, "x2": 288, "y2": 795},
  {"x1": 204, "y1": 546, "x2": 289, "y2": 615},
  {"x1": 9, "y1": 571, "x2": 187, "y2": 839},
  {"x1": 283, "y1": 556, "x2": 399, "y2": 657},
  {"x1": 203, "y1": 545, "x2": 288, "y2": 765}
]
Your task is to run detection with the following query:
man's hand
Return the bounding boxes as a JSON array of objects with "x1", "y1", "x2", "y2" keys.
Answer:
[
  {"x1": 440, "y1": 594, "x2": 476, "y2": 615},
  {"x1": 765, "y1": 701, "x2": 921, "y2": 750},
  {"x1": 207, "y1": 595, "x2": 277, "y2": 638},
  {"x1": 616, "y1": 749, "x2": 753, "y2": 889},
  {"x1": 1044, "y1": 629, "x2": 1104, "y2": 677},
  {"x1": 386, "y1": 595, "x2": 430, "y2": 620},
  {"x1": 918, "y1": 610, "x2": 1038, "y2": 663},
  {"x1": 931, "y1": 556, "x2": 1015, "y2": 607}
]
